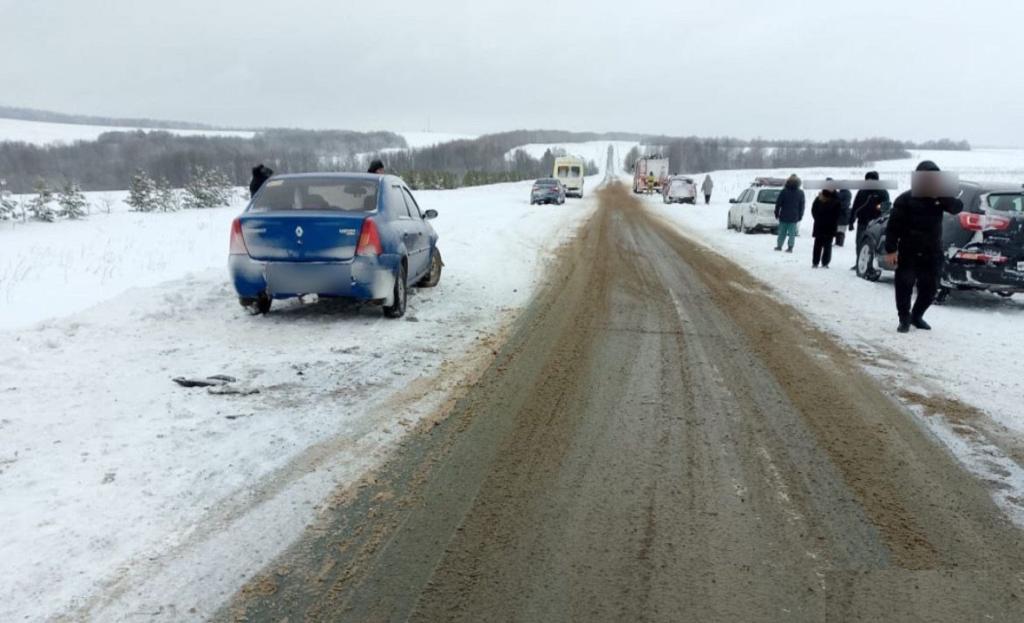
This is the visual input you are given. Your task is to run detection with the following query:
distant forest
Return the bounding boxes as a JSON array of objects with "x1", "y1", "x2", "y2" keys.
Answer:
[
  {"x1": 0, "y1": 113, "x2": 972, "y2": 193},
  {"x1": 625, "y1": 137, "x2": 971, "y2": 174},
  {"x1": 0, "y1": 104, "x2": 241, "y2": 132}
]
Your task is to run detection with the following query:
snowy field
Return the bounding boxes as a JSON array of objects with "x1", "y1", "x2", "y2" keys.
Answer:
[
  {"x1": 646, "y1": 148, "x2": 1024, "y2": 525},
  {"x1": 0, "y1": 117, "x2": 255, "y2": 144},
  {"x1": 0, "y1": 165, "x2": 599, "y2": 620}
]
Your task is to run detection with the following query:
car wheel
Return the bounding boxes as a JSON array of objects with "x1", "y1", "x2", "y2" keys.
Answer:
[
  {"x1": 240, "y1": 293, "x2": 272, "y2": 315},
  {"x1": 384, "y1": 264, "x2": 407, "y2": 318},
  {"x1": 417, "y1": 248, "x2": 443, "y2": 288},
  {"x1": 856, "y1": 241, "x2": 881, "y2": 281},
  {"x1": 935, "y1": 287, "x2": 951, "y2": 305}
]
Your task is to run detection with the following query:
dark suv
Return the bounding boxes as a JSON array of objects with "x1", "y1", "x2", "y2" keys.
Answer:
[{"x1": 856, "y1": 181, "x2": 1024, "y2": 301}]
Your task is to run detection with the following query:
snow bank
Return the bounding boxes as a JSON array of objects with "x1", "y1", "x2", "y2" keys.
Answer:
[
  {"x1": 0, "y1": 159, "x2": 610, "y2": 620},
  {"x1": 0, "y1": 117, "x2": 255, "y2": 145},
  {"x1": 645, "y1": 149, "x2": 1024, "y2": 524}
]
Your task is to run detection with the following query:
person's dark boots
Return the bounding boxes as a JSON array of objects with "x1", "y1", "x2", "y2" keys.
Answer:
[
  {"x1": 897, "y1": 318, "x2": 911, "y2": 333},
  {"x1": 911, "y1": 317, "x2": 932, "y2": 330},
  {"x1": 785, "y1": 247, "x2": 793, "y2": 253}
]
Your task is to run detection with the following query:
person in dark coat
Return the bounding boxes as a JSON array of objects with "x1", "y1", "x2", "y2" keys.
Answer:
[
  {"x1": 811, "y1": 187, "x2": 842, "y2": 268},
  {"x1": 249, "y1": 164, "x2": 274, "y2": 198},
  {"x1": 367, "y1": 159, "x2": 385, "y2": 174},
  {"x1": 834, "y1": 187, "x2": 852, "y2": 247},
  {"x1": 884, "y1": 161, "x2": 963, "y2": 333},
  {"x1": 774, "y1": 174, "x2": 805, "y2": 253},
  {"x1": 848, "y1": 171, "x2": 891, "y2": 269}
]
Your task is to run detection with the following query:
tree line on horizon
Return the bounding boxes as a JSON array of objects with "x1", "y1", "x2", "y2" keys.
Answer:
[{"x1": 0, "y1": 125, "x2": 970, "y2": 194}]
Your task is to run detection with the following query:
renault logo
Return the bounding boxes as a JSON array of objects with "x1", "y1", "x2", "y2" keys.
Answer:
[{"x1": 295, "y1": 226, "x2": 304, "y2": 238}]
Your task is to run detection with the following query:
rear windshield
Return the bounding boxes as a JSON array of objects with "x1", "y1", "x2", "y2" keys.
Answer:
[
  {"x1": 557, "y1": 166, "x2": 582, "y2": 178},
  {"x1": 536, "y1": 179, "x2": 559, "y2": 186},
  {"x1": 986, "y1": 193, "x2": 1024, "y2": 214},
  {"x1": 757, "y1": 189, "x2": 781, "y2": 204},
  {"x1": 251, "y1": 178, "x2": 379, "y2": 212}
]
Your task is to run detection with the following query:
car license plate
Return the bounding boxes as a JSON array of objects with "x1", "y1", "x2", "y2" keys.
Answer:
[{"x1": 1018, "y1": 261, "x2": 1024, "y2": 271}]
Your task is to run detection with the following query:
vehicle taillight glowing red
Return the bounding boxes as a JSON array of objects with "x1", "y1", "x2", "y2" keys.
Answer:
[
  {"x1": 229, "y1": 218, "x2": 249, "y2": 255},
  {"x1": 954, "y1": 250, "x2": 1008, "y2": 264},
  {"x1": 356, "y1": 218, "x2": 383, "y2": 257},
  {"x1": 959, "y1": 213, "x2": 1011, "y2": 231}
]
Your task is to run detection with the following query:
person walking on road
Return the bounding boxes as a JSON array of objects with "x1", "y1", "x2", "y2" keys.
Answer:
[
  {"x1": 646, "y1": 171, "x2": 656, "y2": 195},
  {"x1": 835, "y1": 187, "x2": 852, "y2": 247},
  {"x1": 811, "y1": 185, "x2": 843, "y2": 268},
  {"x1": 774, "y1": 174, "x2": 805, "y2": 253},
  {"x1": 701, "y1": 174, "x2": 714, "y2": 204},
  {"x1": 884, "y1": 161, "x2": 963, "y2": 333},
  {"x1": 849, "y1": 171, "x2": 891, "y2": 269}
]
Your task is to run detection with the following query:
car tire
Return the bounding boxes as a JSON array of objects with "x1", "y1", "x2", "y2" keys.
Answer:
[
  {"x1": 240, "y1": 293, "x2": 272, "y2": 315},
  {"x1": 935, "y1": 287, "x2": 951, "y2": 305},
  {"x1": 384, "y1": 263, "x2": 407, "y2": 319},
  {"x1": 417, "y1": 248, "x2": 443, "y2": 288},
  {"x1": 856, "y1": 241, "x2": 881, "y2": 281}
]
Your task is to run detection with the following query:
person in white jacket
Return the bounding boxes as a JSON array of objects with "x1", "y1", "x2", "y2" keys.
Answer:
[{"x1": 701, "y1": 175, "x2": 714, "y2": 204}]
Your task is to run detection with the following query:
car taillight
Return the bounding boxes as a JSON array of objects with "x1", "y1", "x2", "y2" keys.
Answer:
[
  {"x1": 953, "y1": 250, "x2": 1009, "y2": 264},
  {"x1": 229, "y1": 218, "x2": 248, "y2": 255},
  {"x1": 959, "y1": 213, "x2": 1011, "y2": 231},
  {"x1": 356, "y1": 218, "x2": 383, "y2": 257}
]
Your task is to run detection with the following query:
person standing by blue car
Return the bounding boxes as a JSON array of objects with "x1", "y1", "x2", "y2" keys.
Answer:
[{"x1": 774, "y1": 174, "x2": 805, "y2": 253}]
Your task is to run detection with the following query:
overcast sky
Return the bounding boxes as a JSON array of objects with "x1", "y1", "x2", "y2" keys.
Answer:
[{"x1": 2, "y1": 0, "x2": 1021, "y2": 145}]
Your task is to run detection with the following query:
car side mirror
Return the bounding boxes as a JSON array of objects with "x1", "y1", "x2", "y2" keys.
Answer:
[
  {"x1": 729, "y1": 198, "x2": 737, "y2": 204},
  {"x1": 424, "y1": 209, "x2": 438, "y2": 220}
]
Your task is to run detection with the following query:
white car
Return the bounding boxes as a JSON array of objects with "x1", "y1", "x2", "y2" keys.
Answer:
[
  {"x1": 662, "y1": 176, "x2": 697, "y2": 204},
  {"x1": 728, "y1": 178, "x2": 784, "y2": 234}
]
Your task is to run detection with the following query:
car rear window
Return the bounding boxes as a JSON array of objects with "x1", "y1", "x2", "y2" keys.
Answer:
[
  {"x1": 986, "y1": 193, "x2": 1024, "y2": 214},
  {"x1": 251, "y1": 178, "x2": 379, "y2": 212},
  {"x1": 757, "y1": 189, "x2": 781, "y2": 204},
  {"x1": 536, "y1": 179, "x2": 559, "y2": 186}
]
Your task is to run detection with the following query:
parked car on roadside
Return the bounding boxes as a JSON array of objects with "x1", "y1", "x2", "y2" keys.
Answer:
[
  {"x1": 229, "y1": 173, "x2": 441, "y2": 318},
  {"x1": 530, "y1": 178, "x2": 566, "y2": 205},
  {"x1": 662, "y1": 176, "x2": 698, "y2": 204},
  {"x1": 728, "y1": 178, "x2": 784, "y2": 234},
  {"x1": 856, "y1": 181, "x2": 1024, "y2": 301}
]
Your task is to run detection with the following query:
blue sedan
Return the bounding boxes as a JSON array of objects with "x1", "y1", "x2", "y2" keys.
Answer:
[{"x1": 229, "y1": 173, "x2": 442, "y2": 318}]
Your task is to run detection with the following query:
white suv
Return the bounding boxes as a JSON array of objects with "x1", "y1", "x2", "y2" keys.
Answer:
[{"x1": 728, "y1": 178, "x2": 784, "y2": 234}]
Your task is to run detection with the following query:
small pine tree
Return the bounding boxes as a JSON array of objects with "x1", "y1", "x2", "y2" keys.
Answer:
[
  {"x1": 126, "y1": 169, "x2": 158, "y2": 212},
  {"x1": 0, "y1": 192, "x2": 17, "y2": 221},
  {"x1": 28, "y1": 179, "x2": 56, "y2": 222},
  {"x1": 155, "y1": 177, "x2": 178, "y2": 212},
  {"x1": 57, "y1": 181, "x2": 88, "y2": 219},
  {"x1": 183, "y1": 166, "x2": 233, "y2": 209}
]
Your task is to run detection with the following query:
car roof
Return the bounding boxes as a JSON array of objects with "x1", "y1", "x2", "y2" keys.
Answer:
[
  {"x1": 750, "y1": 177, "x2": 786, "y2": 188},
  {"x1": 961, "y1": 180, "x2": 1024, "y2": 193},
  {"x1": 270, "y1": 172, "x2": 387, "y2": 184}
]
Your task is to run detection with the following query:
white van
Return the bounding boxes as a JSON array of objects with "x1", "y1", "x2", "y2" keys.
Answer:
[{"x1": 554, "y1": 156, "x2": 585, "y2": 198}]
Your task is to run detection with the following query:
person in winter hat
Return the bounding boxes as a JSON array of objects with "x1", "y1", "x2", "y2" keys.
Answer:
[
  {"x1": 849, "y1": 171, "x2": 891, "y2": 269},
  {"x1": 834, "y1": 187, "x2": 852, "y2": 247},
  {"x1": 884, "y1": 160, "x2": 963, "y2": 333},
  {"x1": 367, "y1": 159, "x2": 386, "y2": 174},
  {"x1": 701, "y1": 174, "x2": 714, "y2": 204},
  {"x1": 811, "y1": 182, "x2": 843, "y2": 268},
  {"x1": 774, "y1": 174, "x2": 805, "y2": 252},
  {"x1": 249, "y1": 164, "x2": 274, "y2": 198}
]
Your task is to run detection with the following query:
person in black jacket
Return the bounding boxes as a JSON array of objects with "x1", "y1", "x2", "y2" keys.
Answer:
[
  {"x1": 774, "y1": 175, "x2": 805, "y2": 253},
  {"x1": 884, "y1": 161, "x2": 963, "y2": 333},
  {"x1": 367, "y1": 159, "x2": 385, "y2": 174},
  {"x1": 249, "y1": 164, "x2": 274, "y2": 198},
  {"x1": 811, "y1": 187, "x2": 842, "y2": 268},
  {"x1": 848, "y1": 171, "x2": 891, "y2": 269},
  {"x1": 834, "y1": 187, "x2": 852, "y2": 247}
]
